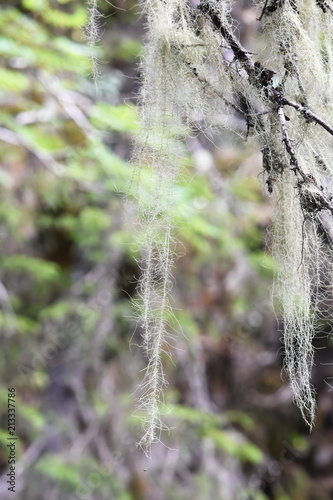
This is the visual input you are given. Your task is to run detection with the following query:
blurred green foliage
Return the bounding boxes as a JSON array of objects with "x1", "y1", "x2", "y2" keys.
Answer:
[{"x1": 0, "y1": 2, "x2": 328, "y2": 500}]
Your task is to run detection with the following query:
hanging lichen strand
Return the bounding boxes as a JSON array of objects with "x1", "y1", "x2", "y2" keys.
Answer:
[
  {"x1": 262, "y1": 0, "x2": 333, "y2": 426},
  {"x1": 131, "y1": 0, "x2": 196, "y2": 454},
  {"x1": 84, "y1": 0, "x2": 101, "y2": 83},
  {"x1": 128, "y1": 0, "x2": 333, "y2": 452}
]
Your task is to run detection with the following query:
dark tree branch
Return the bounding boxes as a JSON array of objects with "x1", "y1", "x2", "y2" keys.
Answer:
[
  {"x1": 257, "y1": 0, "x2": 270, "y2": 21},
  {"x1": 198, "y1": 1, "x2": 255, "y2": 73},
  {"x1": 316, "y1": 0, "x2": 333, "y2": 14},
  {"x1": 281, "y1": 98, "x2": 333, "y2": 136},
  {"x1": 277, "y1": 106, "x2": 306, "y2": 180},
  {"x1": 257, "y1": 0, "x2": 285, "y2": 21},
  {"x1": 198, "y1": 0, "x2": 333, "y2": 139},
  {"x1": 194, "y1": 0, "x2": 333, "y2": 197}
]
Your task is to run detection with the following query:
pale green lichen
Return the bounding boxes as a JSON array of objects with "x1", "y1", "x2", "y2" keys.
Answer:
[
  {"x1": 84, "y1": 0, "x2": 102, "y2": 85},
  {"x1": 87, "y1": 0, "x2": 333, "y2": 453}
]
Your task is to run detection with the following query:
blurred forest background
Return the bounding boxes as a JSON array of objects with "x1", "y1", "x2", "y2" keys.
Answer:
[{"x1": 0, "y1": 1, "x2": 333, "y2": 499}]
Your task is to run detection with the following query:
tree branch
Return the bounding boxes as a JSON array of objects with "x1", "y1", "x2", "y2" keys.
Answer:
[
  {"x1": 198, "y1": 1, "x2": 333, "y2": 141},
  {"x1": 277, "y1": 106, "x2": 306, "y2": 180},
  {"x1": 198, "y1": 1, "x2": 255, "y2": 73},
  {"x1": 315, "y1": 0, "x2": 333, "y2": 14},
  {"x1": 282, "y1": 98, "x2": 333, "y2": 136}
]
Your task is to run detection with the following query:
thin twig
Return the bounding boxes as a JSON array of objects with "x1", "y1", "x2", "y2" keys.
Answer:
[
  {"x1": 198, "y1": 1, "x2": 255, "y2": 73},
  {"x1": 0, "y1": 126, "x2": 107, "y2": 194},
  {"x1": 182, "y1": 56, "x2": 268, "y2": 134},
  {"x1": 257, "y1": 0, "x2": 270, "y2": 20},
  {"x1": 277, "y1": 106, "x2": 306, "y2": 179},
  {"x1": 282, "y1": 98, "x2": 333, "y2": 136},
  {"x1": 36, "y1": 72, "x2": 97, "y2": 138},
  {"x1": 0, "y1": 126, "x2": 65, "y2": 176}
]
